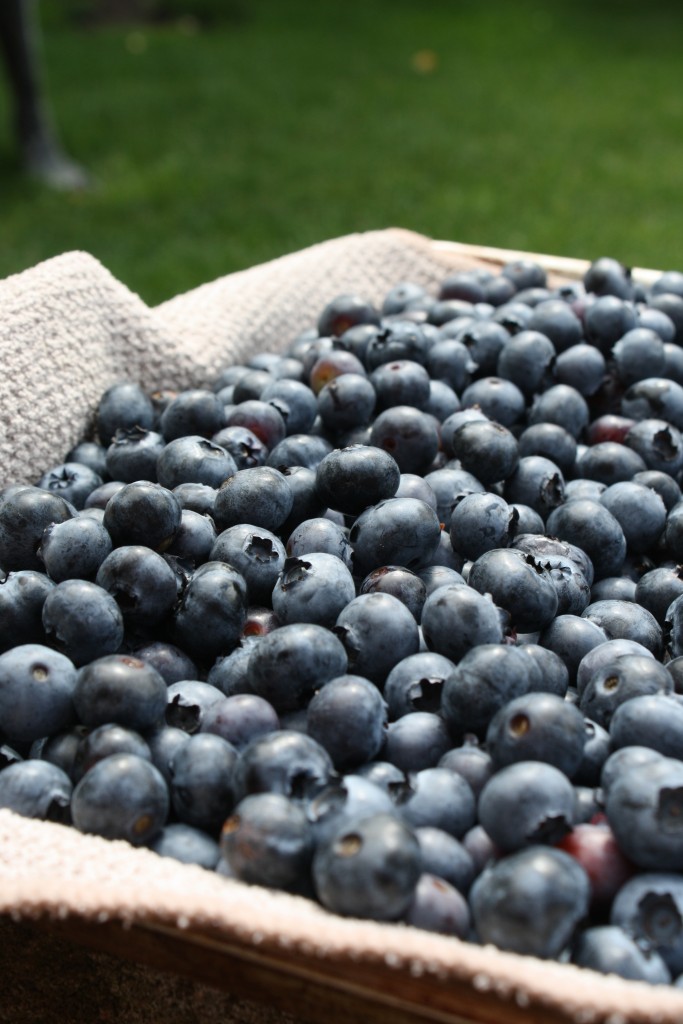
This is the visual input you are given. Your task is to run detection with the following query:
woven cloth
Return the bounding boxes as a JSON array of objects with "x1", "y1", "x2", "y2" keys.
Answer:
[
  {"x1": 1, "y1": 227, "x2": 572, "y2": 487},
  {"x1": 0, "y1": 229, "x2": 680, "y2": 1024}
]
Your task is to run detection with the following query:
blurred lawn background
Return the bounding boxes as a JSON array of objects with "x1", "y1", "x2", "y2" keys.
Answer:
[{"x1": 1, "y1": 0, "x2": 682, "y2": 305}]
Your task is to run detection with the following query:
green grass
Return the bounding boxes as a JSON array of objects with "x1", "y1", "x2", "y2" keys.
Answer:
[{"x1": 2, "y1": 0, "x2": 683, "y2": 304}]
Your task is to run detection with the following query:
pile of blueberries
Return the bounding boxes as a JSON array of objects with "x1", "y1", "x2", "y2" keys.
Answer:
[{"x1": 3, "y1": 254, "x2": 683, "y2": 988}]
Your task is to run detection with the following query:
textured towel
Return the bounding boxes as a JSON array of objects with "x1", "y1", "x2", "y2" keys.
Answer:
[
  {"x1": 1, "y1": 226, "x2": 607, "y2": 487},
  {"x1": 0, "y1": 229, "x2": 678, "y2": 1024}
]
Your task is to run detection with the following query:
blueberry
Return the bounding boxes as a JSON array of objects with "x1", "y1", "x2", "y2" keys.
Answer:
[
  {"x1": 247, "y1": 623, "x2": 347, "y2": 714},
  {"x1": 606, "y1": 753, "x2": 683, "y2": 870},
  {"x1": 517, "y1": 423, "x2": 577, "y2": 476},
  {"x1": 71, "y1": 752, "x2": 169, "y2": 845},
  {"x1": 211, "y1": 424, "x2": 268, "y2": 471},
  {"x1": 306, "y1": 675, "x2": 387, "y2": 771},
  {"x1": 497, "y1": 329, "x2": 556, "y2": 398},
  {"x1": 519, "y1": 643, "x2": 570, "y2": 697},
  {"x1": 424, "y1": 379, "x2": 461, "y2": 423},
  {"x1": 538, "y1": 614, "x2": 608, "y2": 687},
  {"x1": 0, "y1": 486, "x2": 76, "y2": 572},
  {"x1": 95, "y1": 544, "x2": 178, "y2": 627},
  {"x1": 415, "y1": 826, "x2": 476, "y2": 893},
  {"x1": 234, "y1": 729, "x2": 335, "y2": 803},
  {"x1": 626, "y1": 418, "x2": 683, "y2": 477},
  {"x1": 105, "y1": 426, "x2": 166, "y2": 483},
  {"x1": 571, "y1": 925, "x2": 671, "y2": 983},
  {"x1": 41, "y1": 579, "x2": 124, "y2": 666},
  {"x1": 581, "y1": 598, "x2": 662, "y2": 657},
  {"x1": 538, "y1": 553, "x2": 592, "y2": 617},
  {"x1": 74, "y1": 654, "x2": 167, "y2": 733},
  {"x1": 383, "y1": 712, "x2": 452, "y2": 773},
  {"x1": 156, "y1": 435, "x2": 237, "y2": 490},
  {"x1": 38, "y1": 516, "x2": 113, "y2": 583},
  {"x1": 358, "y1": 565, "x2": 426, "y2": 622},
  {"x1": 84, "y1": 480, "x2": 126, "y2": 511},
  {"x1": 97, "y1": 382, "x2": 155, "y2": 446},
  {"x1": 579, "y1": 655, "x2": 672, "y2": 729},
  {"x1": 438, "y1": 740, "x2": 495, "y2": 801},
  {"x1": 613, "y1": 328, "x2": 667, "y2": 386},
  {"x1": 306, "y1": 774, "x2": 395, "y2": 849},
  {"x1": 266, "y1": 432, "x2": 333, "y2": 471},
  {"x1": 470, "y1": 845, "x2": 590, "y2": 958},
  {"x1": 213, "y1": 466, "x2": 293, "y2": 533},
  {"x1": 441, "y1": 643, "x2": 531, "y2": 739},
  {"x1": 502, "y1": 259, "x2": 547, "y2": 291},
  {"x1": 103, "y1": 480, "x2": 182, "y2": 552},
  {"x1": 220, "y1": 792, "x2": 313, "y2": 891},
  {"x1": 169, "y1": 732, "x2": 238, "y2": 834},
  {"x1": 145, "y1": 725, "x2": 190, "y2": 785},
  {"x1": 599, "y1": 481, "x2": 667, "y2": 553},
  {"x1": 349, "y1": 497, "x2": 441, "y2": 577},
  {"x1": 370, "y1": 358, "x2": 430, "y2": 412},
  {"x1": 224, "y1": 399, "x2": 287, "y2": 450},
  {"x1": 0, "y1": 570, "x2": 54, "y2": 652},
  {"x1": 171, "y1": 561, "x2": 248, "y2": 665},
  {"x1": 528, "y1": 384, "x2": 589, "y2": 440},
  {"x1": 383, "y1": 651, "x2": 454, "y2": 720},
  {"x1": 159, "y1": 388, "x2": 226, "y2": 442},
  {"x1": 611, "y1": 873, "x2": 683, "y2": 977},
  {"x1": 206, "y1": 642, "x2": 256, "y2": 698},
  {"x1": 503, "y1": 455, "x2": 565, "y2": 521},
  {"x1": 333, "y1": 593, "x2": 420, "y2": 687},
  {"x1": 423, "y1": 467, "x2": 482, "y2": 529},
  {"x1": 421, "y1": 584, "x2": 503, "y2": 663},
  {"x1": 316, "y1": 373, "x2": 377, "y2": 434},
  {"x1": 200, "y1": 693, "x2": 280, "y2": 752},
  {"x1": 478, "y1": 760, "x2": 576, "y2": 851},
  {"x1": 486, "y1": 692, "x2": 587, "y2": 778},
  {"x1": 446, "y1": 420, "x2": 519, "y2": 487},
  {"x1": 546, "y1": 499, "x2": 627, "y2": 581},
  {"x1": 369, "y1": 405, "x2": 440, "y2": 474},
  {"x1": 0, "y1": 759, "x2": 72, "y2": 822},
  {"x1": 426, "y1": 338, "x2": 475, "y2": 393},
  {"x1": 584, "y1": 257, "x2": 634, "y2": 300},
  {"x1": 553, "y1": 343, "x2": 606, "y2": 397},
  {"x1": 622, "y1": 377, "x2": 683, "y2": 432},
  {"x1": 0, "y1": 643, "x2": 77, "y2": 744},
  {"x1": 364, "y1": 320, "x2": 433, "y2": 369},
  {"x1": 609, "y1": 693, "x2": 683, "y2": 759},
  {"x1": 283, "y1": 515, "x2": 345, "y2": 561},
  {"x1": 395, "y1": 766, "x2": 476, "y2": 838},
  {"x1": 312, "y1": 811, "x2": 421, "y2": 922},
  {"x1": 66, "y1": 441, "x2": 108, "y2": 479},
  {"x1": 460, "y1": 376, "x2": 525, "y2": 428},
  {"x1": 576, "y1": 637, "x2": 655, "y2": 697},
  {"x1": 317, "y1": 294, "x2": 380, "y2": 338},
  {"x1": 455, "y1": 320, "x2": 509, "y2": 374},
  {"x1": 165, "y1": 680, "x2": 227, "y2": 734},
  {"x1": 468, "y1": 547, "x2": 558, "y2": 632},
  {"x1": 315, "y1": 445, "x2": 400, "y2": 516},
  {"x1": 165, "y1": 508, "x2": 217, "y2": 566},
  {"x1": 381, "y1": 281, "x2": 428, "y2": 317},
  {"x1": 404, "y1": 873, "x2": 471, "y2": 937},
  {"x1": 260, "y1": 378, "x2": 318, "y2": 436},
  {"x1": 149, "y1": 822, "x2": 220, "y2": 869},
  {"x1": 211, "y1": 524, "x2": 286, "y2": 605},
  {"x1": 37, "y1": 462, "x2": 103, "y2": 512},
  {"x1": 72, "y1": 723, "x2": 152, "y2": 782},
  {"x1": 232, "y1": 371, "x2": 276, "y2": 404}
]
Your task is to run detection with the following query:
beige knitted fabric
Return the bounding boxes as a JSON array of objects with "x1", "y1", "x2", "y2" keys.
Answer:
[
  {"x1": 1, "y1": 227, "x2": 595, "y2": 487},
  {"x1": 0, "y1": 229, "x2": 679, "y2": 1023}
]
